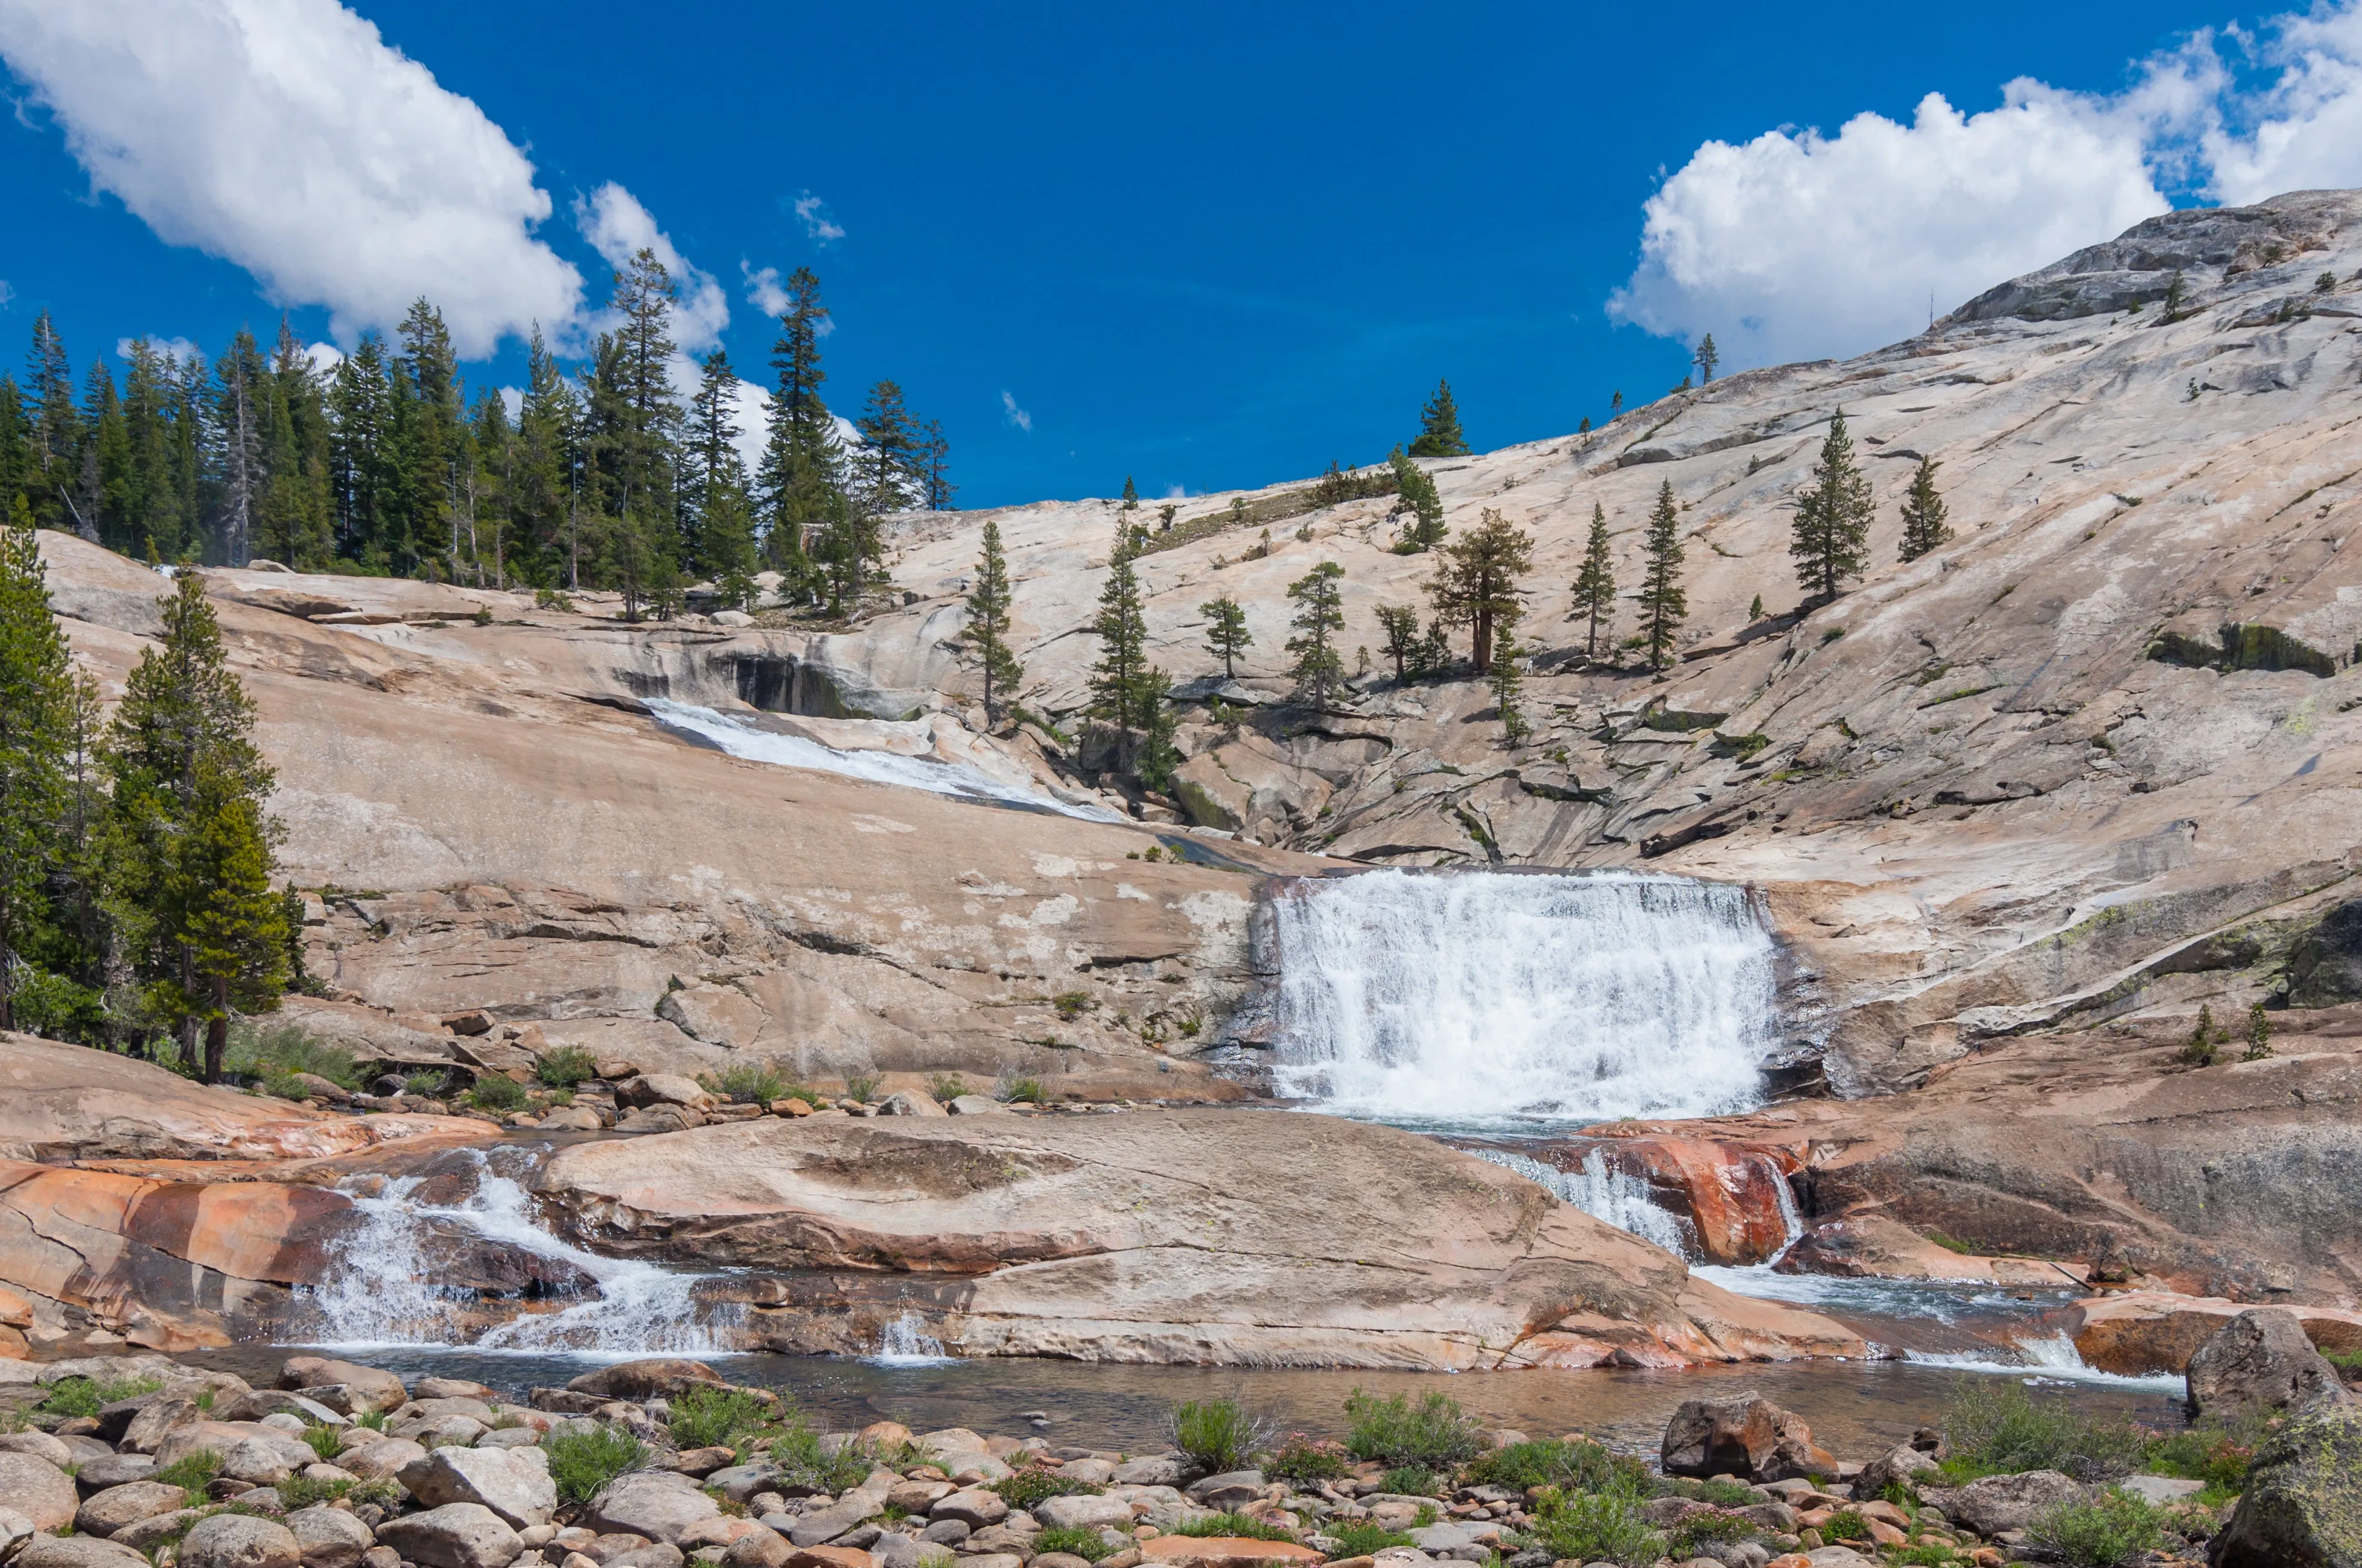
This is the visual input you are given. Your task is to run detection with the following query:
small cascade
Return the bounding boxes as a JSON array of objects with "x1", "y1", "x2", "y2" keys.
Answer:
[
  {"x1": 866, "y1": 1312, "x2": 955, "y2": 1367},
  {"x1": 1762, "y1": 1154, "x2": 1806, "y2": 1265},
  {"x1": 293, "y1": 1149, "x2": 743, "y2": 1354},
  {"x1": 1468, "y1": 1147, "x2": 1695, "y2": 1257},
  {"x1": 1269, "y1": 869, "x2": 1775, "y2": 1127}
]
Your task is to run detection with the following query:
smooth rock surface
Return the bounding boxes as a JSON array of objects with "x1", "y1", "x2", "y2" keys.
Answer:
[
  {"x1": 179, "y1": 1515, "x2": 304, "y2": 1568},
  {"x1": 0, "y1": 1453, "x2": 77, "y2": 1532},
  {"x1": 377, "y1": 1504, "x2": 528, "y2": 1568}
]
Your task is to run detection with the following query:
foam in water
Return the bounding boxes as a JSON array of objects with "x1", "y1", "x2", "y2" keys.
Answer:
[
  {"x1": 866, "y1": 1312, "x2": 956, "y2": 1367},
  {"x1": 1903, "y1": 1333, "x2": 2186, "y2": 1392},
  {"x1": 294, "y1": 1150, "x2": 741, "y2": 1355},
  {"x1": 646, "y1": 699, "x2": 1121, "y2": 821},
  {"x1": 1270, "y1": 869, "x2": 1774, "y2": 1126},
  {"x1": 1468, "y1": 1147, "x2": 1693, "y2": 1255}
]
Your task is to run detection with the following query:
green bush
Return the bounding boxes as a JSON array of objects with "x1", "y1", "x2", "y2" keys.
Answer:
[
  {"x1": 1887, "y1": 1547, "x2": 1966, "y2": 1567},
  {"x1": 995, "y1": 1071, "x2": 1046, "y2": 1105},
  {"x1": 1324, "y1": 1523, "x2": 1415, "y2": 1558},
  {"x1": 353, "y1": 1409, "x2": 388, "y2": 1432},
  {"x1": 154, "y1": 1449, "x2": 224, "y2": 1492},
  {"x1": 301, "y1": 1424, "x2": 343, "y2": 1462},
  {"x1": 1262, "y1": 1436, "x2": 1350, "y2": 1485},
  {"x1": 1941, "y1": 1379, "x2": 2147, "y2": 1482},
  {"x1": 1669, "y1": 1509, "x2": 1759, "y2": 1555},
  {"x1": 278, "y1": 1473, "x2": 403, "y2": 1510},
  {"x1": 225, "y1": 1021, "x2": 360, "y2": 1091},
  {"x1": 2031, "y1": 1490, "x2": 2166, "y2": 1567},
  {"x1": 1821, "y1": 1509, "x2": 1873, "y2": 1543},
  {"x1": 992, "y1": 1467, "x2": 1103, "y2": 1510},
  {"x1": 666, "y1": 1384, "x2": 772, "y2": 1452},
  {"x1": 698, "y1": 1061, "x2": 792, "y2": 1105},
  {"x1": 842, "y1": 1074, "x2": 880, "y2": 1103},
  {"x1": 1030, "y1": 1526, "x2": 1114, "y2": 1562},
  {"x1": 1662, "y1": 1476, "x2": 1762, "y2": 1509},
  {"x1": 1171, "y1": 1514, "x2": 1294, "y2": 1542},
  {"x1": 1170, "y1": 1398, "x2": 1267, "y2": 1473},
  {"x1": 37, "y1": 1373, "x2": 163, "y2": 1419},
  {"x1": 1378, "y1": 1467, "x2": 1440, "y2": 1497},
  {"x1": 403, "y1": 1071, "x2": 449, "y2": 1096},
  {"x1": 465, "y1": 1073, "x2": 527, "y2": 1111},
  {"x1": 1343, "y1": 1388, "x2": 1483, "y2": 1468},
  {"x1": 771, "y1": 1421, "x2": 881, "y2": 1494},
  {"x1": 546, "y1": 1426, "x2": 648, "y2": 1503},
  {"x1": 1465, "y1": 1438, "x2": 1648, "y2": 1496},
  {"x1": 535, "y1": 1046, "x2": 599, "y2": 1088},
  {"x1": 2143, "y1": 1414, "x2": 2266, "y2": 1490},
  {"x1": 927, "y1": 1074, "x2": 967, "y2": 1102},
  {"x1": 1527, "y1": 1488, "x2": 1663, "y2": 1568}
]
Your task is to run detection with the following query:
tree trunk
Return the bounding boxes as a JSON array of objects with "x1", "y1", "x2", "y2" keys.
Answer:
[{"x1": 204, "y1": 978, "x2": 229, "y2": 1084}]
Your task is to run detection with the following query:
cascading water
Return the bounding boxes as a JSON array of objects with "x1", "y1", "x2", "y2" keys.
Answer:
[
  {"x1": 866, "y1": 1312, "x2": 955, "y2": 1367},
  {"x1": 1468, "y1": 1147, "x2": 1693, "y2": 1256},
  {"x1": 1269, "y1": 869, "x2": 1775, "y2": 1127},
  {"x1": 292, "y1": 1149, "x2": 742, "y2": 1354}
]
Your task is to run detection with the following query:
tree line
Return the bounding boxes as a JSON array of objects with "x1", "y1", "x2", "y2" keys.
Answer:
[{"x1": 0, "y1": 258, "x2": 947, "y2": 620}]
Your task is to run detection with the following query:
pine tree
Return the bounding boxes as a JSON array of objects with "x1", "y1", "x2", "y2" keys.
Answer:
[
  {"x1": 1693, "y1": 334, "x2": 1720, "y2": 384},
  {"x1": 1487, "y1": 629, "x2": 1528, "y2": 744},
  {"x1": 1284, "y1": 560, "x2": 1348, "y2": 708},
  {"x1": 1789, "y1": 409, "x2": 1873, "y2": 601},
  {"x1": 1133, "y1": 667, "x2": 1180, "y2": 793},
  {"x1": 1638, "y1": 480, "x2": 1687, "y2": 672},
  {"x1": 328, "y1": 333, "x2": 391, "y2": 566},
  {"x1": 756, "y1": 266, "x2": 841, "y2": 580},
  {"x1": 1200, "y1": 595, "x2": 1252, "y2": 679},
  {"x1": 0, "y1": 519, "x2": 72, "y2": 1032},
  {"x1": 214, "y1": 329, "x2": 266, "y2": 567},
  {"x1": 175, "y1": 770, "x2": 287, "y2": 1083},
  {"x1": 1389, "y1": 449, "x2": 1446, "y2": 551},
  {"x1": 961, "y1": 518, "x2": 1023, "y2": 725},
  {"x1": 1120, "y1": 475, "x2": 1140, "y2": 512},
  {"x1": 1897, "y1": 455, "x2": 1952, "y2": 562},
  {"x1": 1572, "y1": 501, "x2": 1616, "y2": 657},
  {"x1": 2244, "y1": 1002, "x2": 2273, "y2": 1061},
  {"x1": 1089, "y1": 555, "x2": 1150, "y2": 748},
  {"x1": 24, "y1": 311, "x2": 81, "y2": 536},
  {"x1": 1374, "y1": 605, "x2": 1422, "y2": 681},
  {"x1": 1426, "y1": 507, "x2": 1532, "y2": 671},
  {"x1": 1408, "y1": 378, "x2": 1469, "y2": 457},
  {"x1": 1416, "y1": 617, "x2": 1453, "y2": 676},
  {"x1": 684, "y1": 350, "x2": 757, "y2": 590},
  {"x1": 854, "y1": 381, "x2": 919, "y2": 515},
  {"x1": 917, "y1": 419, "x2": 955, "y2": 511}
]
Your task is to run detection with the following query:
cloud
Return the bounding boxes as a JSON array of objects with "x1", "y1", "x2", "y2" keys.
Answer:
[
  {"x1": 0, "y1": 0, "x2": 582, "y2": 358},
  {"x1": 115, "y1": 334, "x2": 200, "y2": 363},
  {"x1": 573, "y1": 182, "x2": 728, "y2": 354},
  {"x1": 0, "y1": 281, "x2": 14, "y2": 308},
  {"x1": 1001, "y1": 390, "x2": 1032, "y2": 433},
  {"x1": 742, "y1": 262, "x2": 789, "y2": 319},
  {"x1": 2204, "y1": 4, "x2": 2362, "y2": 202},
  {"x1": 794, "y1": 192, "x2": 844, "y2": 245},
  {"x1": 304, "y1": 340, "x2": 342, "y2": 375}
]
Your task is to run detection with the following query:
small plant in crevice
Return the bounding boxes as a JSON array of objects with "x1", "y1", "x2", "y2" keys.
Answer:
[
  {"x1": 153, "y1": 1449, "x2": 224, "y2": 1493},
  {"x1": 2244, "y1": 1003, "x2": 2273, "y2": 1060},
  {"x1": 1172, "y1": 1513, "x2": 1294, "y2": 1542},
  {"x1": 2180, "y1": 1004, "x2": 2227, "y2": 1067},
  {"x1": 546, "y1": 1426, "x2": 647, "y2": 1503},
  {"x1": 842, "y1": 1073, "x2": 880, "y2": 1104},
  {"x1": 1262, "y1": 1434, "x2": 1351, "y2": 1485},
  {"x1": 1030, "y1": 1526, "x2": 1113, "y2": 1563},
  {"x1": 927, "y1": 1073, "x2": 967, "y2": 1103},
  {"x1": 698, "y1": 1061, "x2": 792, "y2": 1105}
]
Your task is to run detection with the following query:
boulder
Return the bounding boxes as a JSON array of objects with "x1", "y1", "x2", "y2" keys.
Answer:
[
  {"x1": 704, "y1": 1465, "x2": 783, "y2": 1505},
  {"x1": 72, "y1": 1481, "x2": 188, "y2": 1537},
  {"x1": 398, "y1": 1446, "x2": 559, "y2": 1528},
  {"x1": 113, "y1": 1509, "x2": 212, "y2": 1553},
  {"x1": 0, "y1": 1509, "x2": 30, "y2": 1564},
  {"x1": 1661, "y1": 1395, "x2": 1839, "y2": 1484},
  {"x1": 722, "y1": 1534, "x2": 793, "y2": 1568},
  {"x1": 285, "y1": 1506, "x2": 377, "y2": 1568},
  {"x1": 0, "y1": 1453, "x2": 77, "y2": 1532},
  {"x1": 342, "y1": 1438, "x2": 430, "y2": 1480},
  {"x1": 943, "y1": 1096, "x2": 999, "y2": 1116},
  {"x1": 2209, "y1": 1399, "x2": 2362, "y2": 1567},
  {"x1": 1110, "y1": 1459, "x2": 1186, "y2": 1487},
  {"x1": 789, "y1": 1500, "x2": 880, "y2": 1547},
  {"x1": 180, "y1": 1516, "x2": 304, "y2": 1568},
  {"x1": 1137, "y1": 1540, "x2": 1323, "y2": 1567},
  {"x1": 1851, "y1": 1444, "x2": 1941, "y2": 1500},
  {"x1": 567, "y1": 1360, "x2": 725, "y2": 1401},
  {"x1": 1184, "y1": 1473, "x2": 1265, "y2": 1509},
  {"x1": 17, "y1": 1537, "x2": 150, "y2": 1568},
  {"x1": 223, "y1": 1436, "x2": 298, "y2": 1485},
  {"x1": 1031, "y1": 1496, "x2": 1136, "y2": 1532},
  {"x1": 876, "y1": 1093, "x2": 944, "y2": 1119},
  {"x1": 2188, "y1": 1309, "x2": 2354, "y2": 1420},
  {"x1": 0, "y1": 1435, "x2": 71, "y2": 1470},
  {"x1": 588, "y1": 1473, "x2": 722, "y2": 1544},
  {"x1": 278, "y1": 1360, "x2": 408, "y2": 1415},
  {"x1": 928, "y1": 1490, "x2": 1007, "y2": 1529},
  {"x1": 377, "y1": 1504, "x2": 527, "y2": 1568},
  {"x1": 73, "y1": 1453, "x2": 158, "y2": 1493},
  {"x1": 220, "y1": 1391, "x2": 346, "y2": 1427},
  {"x1": 617, "y1": 1074, "x2": 715, "y2": 1111},
  {"x1": 415, "y1": 1378, "x2": 498, "y2": 1402},
  {"x1": 1920, "y1": 1471, "x2": 2086, "y2": 1536}
]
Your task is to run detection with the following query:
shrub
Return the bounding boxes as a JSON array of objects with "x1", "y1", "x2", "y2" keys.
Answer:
[
  {"x1": 1887, "y1": 1547, "x2": 1965, "y2": 1567},
  {"x1": 2180, "y1": 1005, "x2": 2225, "y2": 1067},
  {"x1": 353, "y1": 1409, "x2": 389, "y2": 1432},
  {"x1": 667, "y1": 1384, "x2": 772, "y2": 1452},
  {"x1": 546, "y1": 1426, "x2": 648, "y2": 1503},
  {"x1": 1262, "y1": 1435, "x2": 1350, "y2": 1485},
  {"x1": 992, "y1": 1468, "x2": 1100, "y2": 1510},
  {"x1": 1941, "y1": 1379, "x2": 2147, "y2": 1483},
  {"x1": 1669, "y1": 1509, "x2": 1759, "y2": 1555},
  {"x1": 1466, "y1": 1438, "x2": 1647, "y2": 1496},
  {"x1": 1052, "y1": 992, "x2": 1092, "y2": 1020},
  {"x1": 771, "y1": 1421, "x2": 880, "y2": 1494},
  {"x1": 1172, "y1": 1514, "x2": 1294, "y2": 1542},
  {"x1": 225, "y1": 1021, "x2": 360, "y2": 1093},
  {"x1": 1031, "y1": 1526, "x2": 1113, "y2": 1562},
  {"x1": 403, "y1": 1071, "x2": 449, "y2": 1096},
  {"x1": 1378, "y1": 1466, "x2": 1440, "y2": 1497},
  {"x1": 466, "y1": 1073, "x2": 527, "y2": 1112},
  {"x1": 995, "y1": 1072, "x2": 1046, "y2": 1105},
  {"x1": 1169, "y1": 1398, "x2": 1268, "y2": 1474},
  {"x1": 1821, "y1": 1509, "x2": 1873, "y2": 1543},
  {"x1": 928, "y1": 1073, "x2": 967, "y2": 1103},
  {"x1": 843, "y1": 1074, "x2": 880, "y2": 1103},
  {"x1": 37, "y1": 1373, "x2": 163, "y2": 1419},
  {"x1": 699, "y1": 1061, "x2": 793, "y2": 1105},
  {"x1": 302, "y1": 1424, "x2": 344, "y2": 1462},
  {"x1": 2143, "y1": 1414, "x2": 2266, "y2": 1490},
  {"x1": 278, "y1": 1473, "x2": 403, "y2": 1510},
  {"x1": 1663, "y1": 1476, "x2": 1762, "y2": 1509},
  {"x1": 1343, "y1": 1388, "x2": 1483, "y2": 1468},
  {"x1": 154, "y1": 1449, "x2": 224, "y2": 1492},
  {"x1": 2031, "y1": 1490, "x2": 2166, "y2": 1567},
  {"x1": 535, "y1": 588, "x2": 576, "y2": 611},
  {"x1": 536, "y1": 1046, "x2": 599, "y2": 1088},
  {"x1": 1325, "y1": 1523, "x2": 1415, "y2": 1558},
  {"x1": 1527, "y1": 1488, "x2": 1662, "y2": 1568}
]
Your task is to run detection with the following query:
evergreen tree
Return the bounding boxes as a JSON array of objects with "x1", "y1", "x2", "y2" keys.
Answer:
[
  {"x1": 174, "y1": 769, "x2": 287, "y2": 1082},
  {"x1": 24, "y1": 311, "x2": 81, "y2": 536},
  {"x1": 1374, "y1": 604, "x2": 1422, "y2": 682},
  {"x1": 1416, "y1": 617, "x2": 1453, "y2": 676},
  {"x1": 1284, "y1": 560, "x2": 1347, "y2": 708},
  {"x1": 684, "y1": 350, "x2": 757, "y2": 589},
  {"x1": 605, "y1": 250, "x2": 685, "y2": 617},
  {"x1": 1389, "y1": 448, "x2": 1446, "y2": 551},
  {"x1": 328, "y1": 333, "x2": 392, "y2": 567},
  {"x1": 516, "y1": 326, "x2": 579, "y2": 586},
  {"x1": 1120, "y1": 475, "x2": 1140, "y2": 512},
  {"x1": 1572, "y1": 501, "x2": 1616, "y2": 657},
  {"x1": 0, "y1": 520, "x2": 72, "y2": 1031},
  {"x1": 961, "y1": 518, "x2": 1023, "y2": 725},
  {"x1": 1408, "y1": 378, "x2": 1469, "y2": 457},
  {"x1": 1487, "y1": 629, "x2": 1529, "y2": 743},
  {"x1": 1425, "y1": 507, "x2": 1532, "y2": 671},
  {"x1": 853, "y1": 380, "x2": 919, "y2": 515},
  {"x1": 1789, "y1": 409, "x2": 1873, "y2": 601},
  {"x1": 213, "y1": 329, "x2": 266, "y2": 567},
  {"x1": 1089, "y1": 554, "x2": 1150, "y2": 748},
  {"x1": 1693, "y1": 334, "x2": 1720, "y2": 384},
  {"x1": 755, "y1": 266, "x2": 840, "y2": 582},
  {"x1": 119, "y1": 339, "x2": 191, "y2": 562},
  {"x1": 1638, "y1": 480, "x2": 1687, "y2": 671},
  {"x1": 1897, "y1": 455, "x2": 1952, "y2": 562},
  {"x1": 1200, "y1": 594, "x2": 1252, "y2": 679},
  {"x1": 1133, "y1": 667, "x2": 1180, "y2": 793},
  {"x1": 256, "y1": 321, "x2": 333, "y2": 570},
  {"x1": 395, "y1": 299, "x2": 463, "y2": 576},
  {"x1": 917, "y1": 419, "x2": 955, "y2": 511}
]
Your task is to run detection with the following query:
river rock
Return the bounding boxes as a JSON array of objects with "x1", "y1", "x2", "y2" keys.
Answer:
[
  {"x1": 17, "y1": 1537, "x2": 150, "y2": 1568},
  {"x1": 281, "y1": 1359, "x2": 408, "y2": 1411},
  {"x1": 876, "y1": 1093, "x2": 944, "y2": 1119},
  {"x1": 1184, "y1": 1472, "x2": 1264, "y2": 1508},
  {"x1": 1661, "y1": 1394, "x2": 1839, "y2": 1484},
  {"x1": 0, "y1": 1434, "x2": 72, "y2": 1470},
  {"x1": 929, "y1": 1491, "x2": 1007, "y2": 1529},
  {"x1": 287, "y1": 1505, "x2": 378, "y2": 1568},
  {"x1": 1137, "y1": 1540, "x2": 1322, "y2": 1567},
  {"x1": 73, "y1": 1453, "x2": 158, "y2": 1494},
  {"x1": 2186, "y1": 1307, "x2": 2355, "y2": 1420},
  {"x1": 1851, "y1": 1444, "x2": 1941, "y2": 1500},
  {"x1": 180, "y1": 1515, "x2": 305, "y2": 1568},
  {"x1": 0, "y1": 1509, "x2": 31, "y2": 1563},
  {"x1": 115, "y1": 1509, "x2": 212, "y2": 1552},
  {"x1": 789, "y1": 1500, "x2": 879, "y2": 1547},
  {"x1": 721, "y1": 1534, "x2": 792, "y2": 1568},
  {"x1": 1918, "y1": 1470, "x2": 2085, "y2": 1535},
  {"x1": 221, "y1": 1391, "x2": 348, "y2": 1427},
  {"x1": 1110, "y1": 1459, "x2": 1186, "y2": 1487},
  {"x1": 73, "y1": 1481, "x2": 189, "y2": 1537},
  {"x1": 380, "y1": 1504, "x2": 527, "y2": 1568},
  {"x1": 416, "y1": 1378, "x2": 498, "y2": 1401},
  {"x1": 566, "y1": 1360, "x2": 724, "y2": 1401},
  {"x1": 617, "y1": 1075, "x2": 713, "y2": 1111},
  {"x1": 588, "y1": 1473, "x2": 721, "y2": 1544},
  {"x1": 223, "y1": 1436, "x2": 298, "y2": 1485},
  {"x1": 399, "y1": 1446, "x2": 559, "y2": 1527},
  {"x1": 1032, "y1": 1496, "x2": 1136, "y2": 1531},
  {"x1": 705, "y1": 1465, "x2": 783, "y2": 1505},
  {"x1": 0, "y1": 1452, "x2": 77, "y2": 1532},
  {"x1": 2209, "y1": 1398, "x2": 2362, "y2": 1566},
  {"x1": 343, "y1": 1438, "x2": 430, "y2": 1480}
]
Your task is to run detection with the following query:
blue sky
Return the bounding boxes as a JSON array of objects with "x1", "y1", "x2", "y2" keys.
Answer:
[{"x1": 5, "y1": 1, "x2": 2361, "y2": 508}]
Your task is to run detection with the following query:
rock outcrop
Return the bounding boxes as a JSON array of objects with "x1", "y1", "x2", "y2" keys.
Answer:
[
  {"x1": 2186, "y1": 1309, "x2": 2355, "y2": 1420},
  {"x1": 534, "y1": 1108, "x2": 1860, "y2": 1368},
  {"x1": 2209, "y1": 1400, "x2": 2362, "y2": 1567}
]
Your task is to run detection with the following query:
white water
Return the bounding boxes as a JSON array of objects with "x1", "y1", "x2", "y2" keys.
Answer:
[
  {"x1": 1469, "y1": 1147, "x2": 1693, "y2": 1255},
  {"x1": 865, "y1": 1312, "x2": 955, "y2": 1368},
  {"x1": 293, "y1": 1151, "x2": 742, "y2": 1356},
  {"x1": 1270, "y1": 869, "x2": 1775, "y2": 1126},
  {"x1": 646, "y1": 699, "x2": 1122, "y2": 821}
]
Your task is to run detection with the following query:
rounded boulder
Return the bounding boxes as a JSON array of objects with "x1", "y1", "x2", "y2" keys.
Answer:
[{"x1": 180, "y1": 1512, "x2": 304, "y2": 1568}]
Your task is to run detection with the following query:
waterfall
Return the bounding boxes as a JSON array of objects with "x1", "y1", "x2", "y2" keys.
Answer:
[
  {"x1": 1269, "y1": 869, "x2": 1775, "y2": 1126},
  {"x1": 866, "y1": 1312, "x2": 955, "y2": 1367},
  {"x1": 292, "y1": 1149, "x2": 742, "y2": 1354},
  {"x1": 1469, "y1": 1147, "x2": 1693, "y2": 1256}
]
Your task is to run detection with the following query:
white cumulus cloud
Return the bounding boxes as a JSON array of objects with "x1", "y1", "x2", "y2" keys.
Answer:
[
  {"x1": 1001, "y1": 390, "x2": 1032, "y2": 433},
  {"x1": 574, "y1": 182, "x2": 728, "y2": 354},
  {"x1": 2204, "y1": 4, "x2": 2362, "y2": 202},
  {"x1": 115, "y1": 335, "x2": 201, "y2": 364},
  {"x1": 742, "y1": 262, "x2": 790, "y2": 320},
  {"x1": 794, "y1": 192, "x2": 845, "y2": 245},
  {"x1": 0, "y1": 0, "x2": 582, "y2": 358}
]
